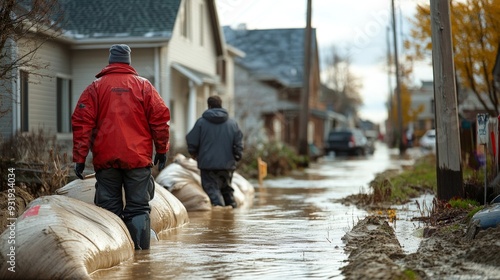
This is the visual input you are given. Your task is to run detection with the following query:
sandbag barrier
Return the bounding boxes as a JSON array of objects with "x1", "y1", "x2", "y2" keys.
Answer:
[
  {"x1": 0, "y1": 195, "x2": 134, "y2": 279},
  {"x1": 55, "y1": 178, "x2": 189, "y2": 235},
  {"x1": 156, "y1": 154, "x2": 255, "y2": 211}
]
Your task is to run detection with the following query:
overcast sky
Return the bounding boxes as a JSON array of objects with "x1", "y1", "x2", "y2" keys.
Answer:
[{"x1": 217, "y1": 0, "x2": 433, "y2": 125}]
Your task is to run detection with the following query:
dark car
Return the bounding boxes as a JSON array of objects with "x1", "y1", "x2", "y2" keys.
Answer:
[{"x1": 324, "y1": 128, "x2": 368, "y2": 156}]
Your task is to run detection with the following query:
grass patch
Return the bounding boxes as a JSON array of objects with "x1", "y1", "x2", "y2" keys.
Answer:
[
  {"x1": 466, "y1": 206, "x2": 484, "y2": 222},
  {"x1": 402, "y1": 268, "x2": 419, "y2": 280},
  {"x1": 449, "y1": 198, "x2": 480, "y2": 209},
  {"x1": 369, "y1": 154, "x2": 437, "y2": 205}
]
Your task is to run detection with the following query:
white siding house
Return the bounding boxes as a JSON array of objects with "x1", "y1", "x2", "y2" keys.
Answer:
[{"x1": 1, "y1": 0, "x2": 240, "y2": 154}]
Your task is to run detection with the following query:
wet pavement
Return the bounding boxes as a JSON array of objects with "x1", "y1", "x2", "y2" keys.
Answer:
[{"x1": 91, "y1": 143, "x2": 426, "y2": 279}]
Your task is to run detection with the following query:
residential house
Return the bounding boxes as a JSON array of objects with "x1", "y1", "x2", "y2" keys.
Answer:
[
  {"x1": 1, "y1": 0, "x2": 238, "y2": 153},
  {"x1": 409, "y1": 80, "x2": 435, "y2": 138},
  {"x1": 408, "y1": 80, "x2": 500, "y2": 137},
  {"x1": 223, "y1": 25, "x2": 338, "y2": 153}
]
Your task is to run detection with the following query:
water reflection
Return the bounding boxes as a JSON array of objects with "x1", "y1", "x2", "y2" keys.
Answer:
[{"x1": 91, "y1": 143, "x2": 416, "y2": 279}]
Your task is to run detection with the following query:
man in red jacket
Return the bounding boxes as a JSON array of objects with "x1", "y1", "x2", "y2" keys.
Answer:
[{"x1": 72, "y1": 44, "x2": 170, "y2": 250}]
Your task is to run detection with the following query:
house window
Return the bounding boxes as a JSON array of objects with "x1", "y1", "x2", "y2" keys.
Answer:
[
  {"x1": 217, "y1": 59, "x2": 226, "y2": 83},
  {"x1": 273, "y1": 118, "x2": 282, "y2": 142},
  {"x1": 20, "y1": 70, "x2": 29, "y2": 132},
  {"x1": 180, "y1": 0, "x2": 191, "y2": 39},
  {"x1": 199, "y1": 3, "x2": 204, "y2": 46},
  {"x1": 57, "y1": 77, "x2": 72, "y2": 133},
  {"x1": 170, "y1": 99, "x2": 175, "y2": 123},
  {"x1": 418, "y1": 119, "x2": 426, "y2": 131}
]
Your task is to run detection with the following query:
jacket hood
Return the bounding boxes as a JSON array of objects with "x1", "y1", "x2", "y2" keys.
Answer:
[
  {"x1": 202, "y1": 108, "x2": 228, "y2": 124},
  {"x1": 96, "y1": 63, "x2": 138, "y2": 78}
]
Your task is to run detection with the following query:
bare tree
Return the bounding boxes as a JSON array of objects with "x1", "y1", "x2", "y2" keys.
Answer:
[
  {"x1": 0, "y1": 0, "x2": 64, "y2": 117},
  {"x1": 322, "y1": 45, "x2": 363, "y2": 118}
]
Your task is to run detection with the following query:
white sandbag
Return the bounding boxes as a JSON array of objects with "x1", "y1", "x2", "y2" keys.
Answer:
[
  {"x1": 157, "y1": 160, "x2": 202, "y2": 191},
  {"x1": 156, "y1": 155, "x2": 211, "y2": 211},
  {"x1": 149, "y1": 184, "x2": 189, "y2": 234},
  {"x1": 55, "y1": 176, "x2": 96, "y2": 203},
  {"x1": 55, "y1": 178, "x2": 189, "y2": 235},
  {"x1": 170, "y1": 180, "x2": 212, "y2": 212},
  {"x1": 0, "y1": 195, "x2": 133, "y2": 279},
  {"x1": 233, "y1": 172, "x2": 255, "y2": 195},
  {"x1": 156, "y1": 153, "x2": 255, "y2": 211}
]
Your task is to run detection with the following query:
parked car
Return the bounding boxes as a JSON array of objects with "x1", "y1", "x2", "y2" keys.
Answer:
[
  {"x1": 364, "y1": 130, "x2": 378, "y2": 155},
  {"x1": 419, "y1": 129, "x2": 436, "y2": 150},
  {"x1": 324, "y1": 128, "x2": 368, "y2": 156}
]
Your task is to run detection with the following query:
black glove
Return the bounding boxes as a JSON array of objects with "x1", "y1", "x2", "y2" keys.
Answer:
[
  {"x1": 74, "y1": 163, "x2": 85, "y2": 180},
  {"x1": 154, "y1": 153, "x2": 167, "y2": 171}
]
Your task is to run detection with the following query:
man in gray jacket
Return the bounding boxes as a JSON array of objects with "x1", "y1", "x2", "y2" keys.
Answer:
[{"x1": 186, "y1": 95, "x2": 243, "y2": 208}]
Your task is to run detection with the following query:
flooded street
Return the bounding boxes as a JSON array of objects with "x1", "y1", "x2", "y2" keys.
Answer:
[{"x1": 91, "y1": 143, "x2": 421, "y2": 279}]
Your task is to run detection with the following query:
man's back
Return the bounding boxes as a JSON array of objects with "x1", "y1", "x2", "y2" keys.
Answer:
[
  {"x1": 186, "y1": 107, "x2": 242, "y2": 171},
  {"x1": 72, "y1": 63, "x2": 170, "y2": 170}
]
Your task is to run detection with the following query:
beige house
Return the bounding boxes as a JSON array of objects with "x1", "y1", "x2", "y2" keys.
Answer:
[
  {"x1": 409, "y1": 81, "x2": 435, "y2": 138},
  {"x1": 1, "y1": 0, "x2": 239, "y2": 151}
]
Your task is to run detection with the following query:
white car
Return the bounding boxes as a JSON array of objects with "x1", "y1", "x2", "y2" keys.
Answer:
[{"x1": 419, "y1": 129, "x2": 436, "y2": 150}]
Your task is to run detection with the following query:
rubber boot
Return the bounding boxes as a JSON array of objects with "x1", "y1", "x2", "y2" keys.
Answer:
[
  {"x1": 125, "y1": 214, "x2": 151, "y2": 250},
  {"x1": 222, "y1": 187, "x2": 237, "y2": 208}
]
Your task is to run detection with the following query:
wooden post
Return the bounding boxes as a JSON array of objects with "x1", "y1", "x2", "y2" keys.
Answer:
[
  {"x1": 391, "y1": 0, "x2": 405, "y2": 155},
  {"x1": 430, "y1": 0, "x2": 463, "y2": 200},
  {"x1": 258, "y1": 157, "x2": 267, "y2": 187}
]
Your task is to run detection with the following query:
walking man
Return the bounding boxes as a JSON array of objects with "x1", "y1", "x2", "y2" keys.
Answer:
[
  {"x1": 186, "y1": 95, "x2": 243, "y2": 208},
  {"x1": 72, "y1": 44, "x2": 170, "y2": 250}
]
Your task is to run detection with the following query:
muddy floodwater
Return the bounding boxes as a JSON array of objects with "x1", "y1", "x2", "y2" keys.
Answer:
[{"x1": 91, "y1": 143, "x2": 424, "y2": 279}]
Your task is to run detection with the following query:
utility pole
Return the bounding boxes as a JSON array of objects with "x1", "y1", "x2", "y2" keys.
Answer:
[
  {"x1": 430, "y1": 0, "x2": 463, "y2": 200},
  {"x1": 298, "y1": 0, "x2": 312, "y2": 156},
  {"x1": 386, "y1": 26, "x2": 394, "y2": 146},
  {"x1": 391, "y1": 0, "x2": 405, "y2": 155}
]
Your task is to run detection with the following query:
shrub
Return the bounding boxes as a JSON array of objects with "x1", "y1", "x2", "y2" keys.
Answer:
[
  {"x1": 0, "y1": 128, "x2": 70, "y2": 196},
  {"x1": 238, "y1": 140, "x2": 307, "y2": 178}
]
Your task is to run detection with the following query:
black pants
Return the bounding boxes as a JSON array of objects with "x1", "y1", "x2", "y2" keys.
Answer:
[
  {"x1": 94, "y1": 167, "x2": 154, "y2": 220},
  {"x1": 200, "y1": 169, "x2": 235, "y2": 207}
]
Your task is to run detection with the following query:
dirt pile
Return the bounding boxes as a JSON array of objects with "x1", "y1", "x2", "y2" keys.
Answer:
[{"x1": 341, "y1": 216, "x2": 407, "y2": 279}]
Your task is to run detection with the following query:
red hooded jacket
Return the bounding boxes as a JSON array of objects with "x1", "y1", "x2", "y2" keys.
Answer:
[{"x1": 72, "y1": 63, "x2": 170, "y2": 170}]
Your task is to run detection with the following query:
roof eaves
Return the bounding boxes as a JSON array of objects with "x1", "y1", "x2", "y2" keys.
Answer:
[{"x1": 69, "y1": 36, "x2": 171, "y2": 50}]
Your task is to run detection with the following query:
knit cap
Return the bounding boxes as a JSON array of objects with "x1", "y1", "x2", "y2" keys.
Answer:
[{"x1": 109, "y1": 44, "x2": 131, "y2": 64}]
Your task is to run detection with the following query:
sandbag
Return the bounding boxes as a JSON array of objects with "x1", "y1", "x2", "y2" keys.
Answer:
[
  {"x1": 156, "y1": 154, "x2": 255, "y2": 211},
  {"x1": 0, "y1": 195, "x2": 133, "y2": 279},
  {"x1": 149, "y1": 184, "x2": 189, "y2": 234},
  {"x1": 55, "y1": 178, "x2": 189, "y2": 235}
]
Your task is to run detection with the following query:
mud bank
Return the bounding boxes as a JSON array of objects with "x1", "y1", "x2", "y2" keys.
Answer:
[{"x1": 341, "y1": 215, "x2": 500, "y2": 279}]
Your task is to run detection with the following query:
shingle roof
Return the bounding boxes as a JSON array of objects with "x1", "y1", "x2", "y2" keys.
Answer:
[
  {"x1": 223, "y1": 26, "x2": 316, "y2": 88},
  {"x1": 59, "y1": 0, "x2": 181, "y2": 39}
]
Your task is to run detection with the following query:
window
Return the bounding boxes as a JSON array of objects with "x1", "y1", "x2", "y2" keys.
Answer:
[
  {"x1": 169, "y1": 99, "x2": 175, "y2": 123},
  {"x1": 180, "y1": 0, "x2": 191, "y2": 39},
  {"x1": 57, "y1": 77, "x2": 72, "y2": 133},
  {"x1": 20, "y1": 70, "x2": 29, "y2": 132},
  {"x1": 199, "y1": 3, "x2": 204, "y2": 46},
  {"x1": 217, "y1": 59, "x2": 226, "y2": 83},
  {"x1": 418, "y1": 120, "x2": 426, "y2": 131}
]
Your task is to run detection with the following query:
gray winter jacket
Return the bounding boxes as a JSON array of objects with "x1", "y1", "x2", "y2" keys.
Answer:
[{"x1": 186, "y1": 108, "x2": 243, "y2": 170}]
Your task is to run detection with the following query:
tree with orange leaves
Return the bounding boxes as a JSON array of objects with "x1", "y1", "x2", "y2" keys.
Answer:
[{"x1": 407, "y1": 0, "x2": 500, "y2": 116}]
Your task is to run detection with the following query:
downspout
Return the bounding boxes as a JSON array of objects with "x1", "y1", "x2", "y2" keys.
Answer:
[
  {"x1": 9, "y1": 37, "x2": 19, "y2": 135},
  {"x1": 154, "y1": 47, "x2": 160, "y2": 94},
  {"x1": 188, "y1": 80, "x2": 196, "y2": 130}
]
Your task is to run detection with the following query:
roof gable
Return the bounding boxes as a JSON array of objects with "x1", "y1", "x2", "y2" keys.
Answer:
[
  {"x1": 59, "y1": 0, "x2": 181, "y2": 39},
  {"x1": 224, "y1": 26, "x2": 317, "y2": 88}
]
